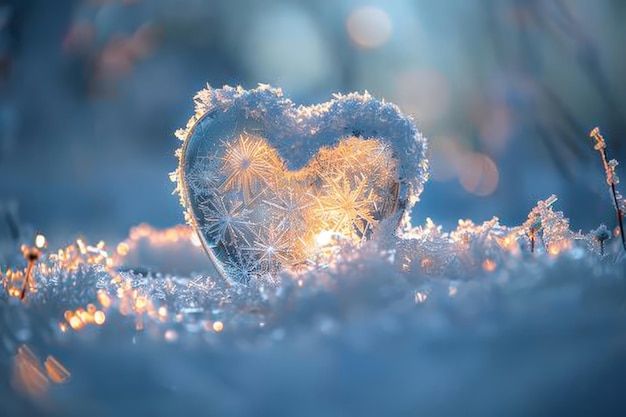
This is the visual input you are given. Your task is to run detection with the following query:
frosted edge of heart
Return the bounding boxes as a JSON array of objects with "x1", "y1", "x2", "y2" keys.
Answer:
[{"x1": 173, "y1": 84, "x2": 429, "y2": 210}]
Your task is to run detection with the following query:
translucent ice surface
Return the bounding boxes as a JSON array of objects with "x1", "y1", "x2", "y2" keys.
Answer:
[{"x1": 172, "y1": 85, "x2": 429, "y2": 284}]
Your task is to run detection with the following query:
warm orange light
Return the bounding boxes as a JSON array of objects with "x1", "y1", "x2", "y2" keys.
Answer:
[
  {"x1": 212, "y1": 321, "x2": 224, "y2": 333},
  {"x1": 63, "y1": 310, "x2": 73, "y2": 322},
  {"x1": 116, "y1": 242, "x2": 130, "y2": 256},
  {"x1": 76, "y1": 308, "x2": 93, "y2": 324},
  {"x1": 97, "y1": 289, "x2": 112, "y2": 308},
  {"x1": 47, "y1": 238, "x2": 114, "y2": 273},
  {"x1": 94, "y1": 311, "x2": 106, "y2": 325},
  {"x1": 68, "y1": 315, "x2": 83, "y2": 331},
  {"x1": 44, "y1": 356, "x2": 71, "y2": 383},
  {"x1": 119, "y1": 300, "x2": 131, "y2": 316},
  {"x1": 134, "y1": 296, "x2": 147, "y2": 311},
  {"x1": 458, "y1": 152, "x2": 499, "y2": 196},
  {"x1": 125, "y1": 224, "x2": 198, "y2": 248},
  {"x1": 482, "y1": 259, "x2": 497, "y2": 272},
  {"x1": 12, "y1": 346, "x2": 49, "y2": 397},
  {"x1": 164, "y1": 329, "x2": 178, "y2": 342},
  {"x1": 8, "y1": 287, "x2": 21, "y2": 297},
  {"x1": 34, "y1": 234, "x2": 46, "y2": 249},
  {"x1": 158, "y1": 306, "x2": 168, "y2": 320},
  {"x1": 315, "y1": 230, "x2": 335, "y2": 247},
  {"x1": 165, "y1": 229, "x2": 179, "y2": 242},
  {"x1": 76, "y1": 239, "x2": 87, "y2": 255}
]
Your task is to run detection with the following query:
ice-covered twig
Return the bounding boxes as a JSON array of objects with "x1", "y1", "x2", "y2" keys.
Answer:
[
  {"x1": 589, "y1": 127, "x2": 626, "y2": 251},
  {"x1": 19, "y1": 245, "x2": 40, "y2": 300},
  {"x1": 513, "y1": 194, "x2": 588, "y2": 257}
]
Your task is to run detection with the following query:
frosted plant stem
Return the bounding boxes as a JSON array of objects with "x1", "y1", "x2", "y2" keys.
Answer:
[
  {"x1": 609, "y1": 181, "x2": 626, "y2": 250},
  {"x1": 19, "y1": 262, "x2": 32, "y2": 300},
  {"x1": 589, "y1": 127, "x2": 626, "y2": 251},
  {"x1": 19, "y1": 245, "x2": 41, "y2": 300}
]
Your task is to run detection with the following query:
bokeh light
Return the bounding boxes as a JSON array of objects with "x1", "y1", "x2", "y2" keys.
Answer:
[
  {"x1": 429, "y1": 137, "x2": 499, "y2": 197},
  {"x1": 458, "y1": 152, "x2": 499, "y2": 196},
  {"x1": 346, "y1": 6, "x2": 393, "y2": 48}
]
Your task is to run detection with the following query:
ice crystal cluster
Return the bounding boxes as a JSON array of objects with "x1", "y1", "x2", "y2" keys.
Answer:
[{"x1": 171, "y1": 84, "x2": 428, "y2": 284}]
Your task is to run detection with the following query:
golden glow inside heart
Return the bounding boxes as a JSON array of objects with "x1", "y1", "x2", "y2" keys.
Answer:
[{"x1": 182, "y1": 133, "x2": 400, "y2": 283}]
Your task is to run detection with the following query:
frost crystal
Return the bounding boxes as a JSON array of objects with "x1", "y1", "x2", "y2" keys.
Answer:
[
  {"x1": 586, "y1": 224, "x2": 611, "y2": 256},
  {"x1": 517, "y1": 195, "x2": 577, "y2": 254},
  {"x1": 174, "y1": 84, "x2": 428, "y2": 284}
]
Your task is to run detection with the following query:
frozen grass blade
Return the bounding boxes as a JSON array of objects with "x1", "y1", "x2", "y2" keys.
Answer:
[{"x1": 589, "y1": 127, "x2": 626, "y2": 251}]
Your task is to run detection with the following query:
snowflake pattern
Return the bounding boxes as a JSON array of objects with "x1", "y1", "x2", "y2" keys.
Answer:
[
  {"x1": 187, "y1": 153, "x2": 221, "y2": 196},
  {"x1": 220, "y1": 134, "x2": 283, "y2": 202},
  {"x1": 199, "y1": 194, "x2": 254, "y2": 246},
  {"x1": 184, "y1": 133, "x2": 402, "y2": 284},
  {"x1": 313, "y1": 174, "x2": 377, "y2": 238}
]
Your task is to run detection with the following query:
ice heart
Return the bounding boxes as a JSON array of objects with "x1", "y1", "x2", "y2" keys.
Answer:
[{"x1": 172, "y1": 85, "x2": 428, "y2": 284}]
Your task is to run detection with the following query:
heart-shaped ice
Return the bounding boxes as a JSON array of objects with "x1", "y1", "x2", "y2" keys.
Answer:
[{"x1": 171, "y1": 84, "x2": 428, "y2": 284}]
